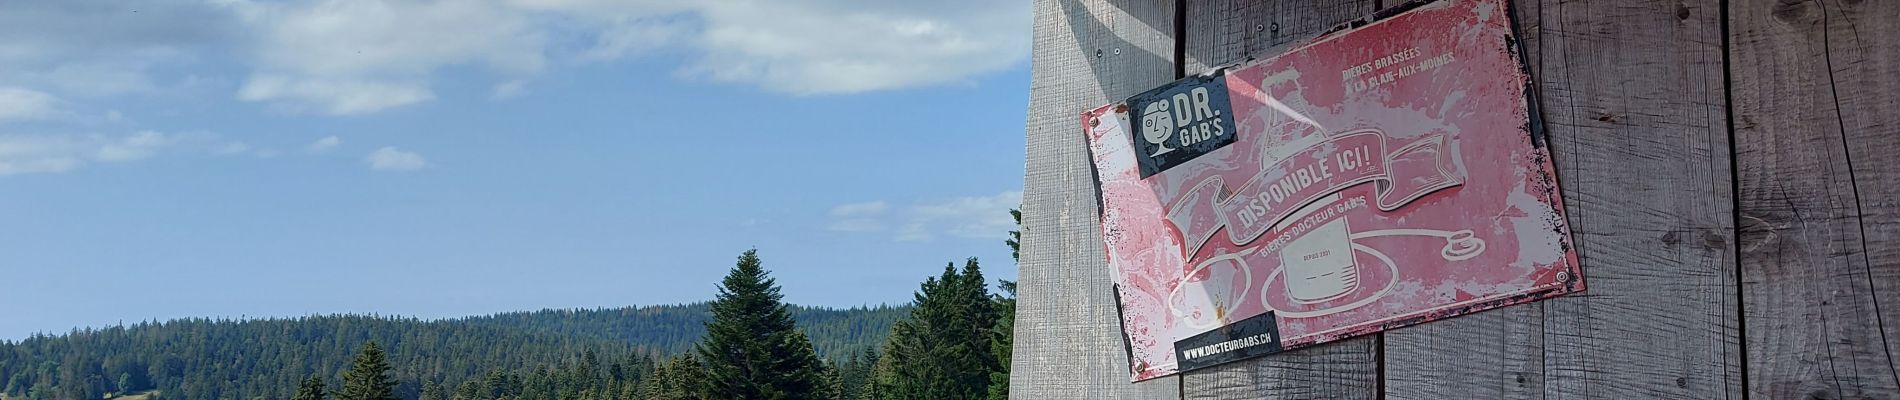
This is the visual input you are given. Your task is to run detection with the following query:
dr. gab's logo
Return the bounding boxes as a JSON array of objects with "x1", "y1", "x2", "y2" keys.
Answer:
[{"x1": 1130, "y1": 73, "x2": 1237, "y2": 178}]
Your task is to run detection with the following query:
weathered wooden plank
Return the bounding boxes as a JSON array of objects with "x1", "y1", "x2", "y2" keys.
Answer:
[
  {"x1": 1731, "y1": 0, "x2": 1900, "y2": 398},
  {"x1": 1385, "y1": 307, "x2": 1546, "y2": 399},
  {"x1": 1528, "y1": 0, "x2": 1742, "y2": 399},
  {"x1": 1180, "y1": 0, "x2": 1373, "y2": 72},
  {"x1": 1176, "y1": 1, "x2": 1378, "y2": 399},
  {"x1": 1828, "y1": 1, "x2": 1900, "y2": 396},
  {"x1": 1382, "y1": 1, "x2": 1548, "y2": 397},
  {"x1": 1014, "y1": 0, "x2": 1180, "y2": 398}
]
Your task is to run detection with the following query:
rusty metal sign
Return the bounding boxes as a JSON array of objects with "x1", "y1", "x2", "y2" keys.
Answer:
[{"x1": 1084, "y1": 0, "x2": 1582, "y2": 380}]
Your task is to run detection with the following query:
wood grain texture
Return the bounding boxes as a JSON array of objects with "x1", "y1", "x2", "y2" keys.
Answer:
[
  {"x1": 1731, "y1": 0, "x2": 1900, "y2": 398},
  {"x1": 1176, "y1": 1, "x2": 1379, "y2": 399},
  {"x1": 1013, "y1": 0, "x2": 1180, "y2": 398},
  {"x1": 1530, "y1": 0, "x2": 1741, "y2": 399},
  {"x1": 1020, "y1": 0, "x2": 1900, "y2": 398},
  {"x1": 1181, "y1": 0, "x2": 1374, "y2": 72},
  {"x1": 1828, "y1": 1, "x2": 1900, "y2": 396},
  {"x1": 1382, "y1": 2, "x2": 1547, "y2": 397}
]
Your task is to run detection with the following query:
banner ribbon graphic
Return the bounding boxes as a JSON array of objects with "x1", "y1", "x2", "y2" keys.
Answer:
[{"x1": 1166, "y1": 129, "x2": 1465, "y2": 255}]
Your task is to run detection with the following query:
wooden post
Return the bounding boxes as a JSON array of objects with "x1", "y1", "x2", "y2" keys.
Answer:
[
  {"x1": 1017, "y1": 0, "x2": 1897, "y2": 398},
  {"x1": 1732, "y1": 0, "x2": 1900, "y2": 397},
  {"x1": 1386, "y1": 1, "x2": 1745, "y2": 399},
  {"x1": 1015, "y1": 0, "x2": 1181, "y2": 398}
]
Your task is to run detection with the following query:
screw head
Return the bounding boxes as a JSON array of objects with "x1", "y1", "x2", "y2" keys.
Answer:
[
  {"x1": 1256, "y1": 24, "x2": 1265, "y2": 32},
  {"x1": 1113, "y1": 48, "x2": 1121, "y2": 55},
  {"x1": 1556, "y1": 271, "x2": 1573, "y2": 282},
  {"x1": 1095, "y1": 49, "x2": 1103, "y2": 58}
]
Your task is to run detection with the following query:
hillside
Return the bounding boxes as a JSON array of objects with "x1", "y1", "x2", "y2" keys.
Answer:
[
  {"x1": 0, "y1": 303, "x2": 906, "y2": 400},
  {"x1": 456, "y1": 303, "x2": 907, "y2": 357}
]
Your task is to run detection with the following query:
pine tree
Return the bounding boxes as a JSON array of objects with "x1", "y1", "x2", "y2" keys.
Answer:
[
  {"x1": 988, "y1": 209, "x2": 1021, "y2": 400},
  {"x1": 643, "y1": 353, "x2": 703, "y2": 400},
  {"x1": 986, "y1": 279, "x2": 1016, "y2": 400},
  {"x1": 116, "y1": 372, "x2": 133, "y2": 395},
  {"x1": 839, "y1": 348, "x2": 878, "y2": 400},
  {"x1": 293, "y1": 376, "x2": 327, "y2": 400},
  {"x1": 819, "y1": 360, "x2": 844, "y2": 400},
  {"x1": 417, "y1": 378, "x2": 445, "y2": 400},
  {"x1": 866, "y1": 339, "x2": 899, "y2": 399},
  {"x1": 336, "y1": 342, "x2": 398, "y2": 400},
  {"x1": 877, "y1": 259, "x2": 1000, "y2": 399},
  {"x1": 1005, "y1": 209, "x2": 1021, "y2": 262},
  {"x1": 693, "y1": 250, "x2": 829, "y2": 399}
]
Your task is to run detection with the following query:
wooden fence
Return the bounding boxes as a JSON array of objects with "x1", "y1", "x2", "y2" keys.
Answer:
[{"x1": 1011, "y1": 0, "x2": 1898, "y2": 398}]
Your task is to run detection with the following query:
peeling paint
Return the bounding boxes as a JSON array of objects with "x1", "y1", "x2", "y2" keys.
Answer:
[{"x1": 1081, "y1": 0, "x2": 1581, "y2": 381}]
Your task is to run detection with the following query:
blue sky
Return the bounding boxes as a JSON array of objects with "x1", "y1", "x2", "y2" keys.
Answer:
[{"x1": 0, "y1": 0, "x2": 1030, "y2": 339}]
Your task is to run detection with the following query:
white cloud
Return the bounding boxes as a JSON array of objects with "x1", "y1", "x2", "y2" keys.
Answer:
[
  {"x1": 491, "y1": 80, "x2": 530, "y2": 99},
  {"x1": 826, "y1": 191, "x2": 1022, "y2": 241},
  {"x1": 0, "y1": 136, "x2": 83, "y2": 175},
  {"x1": 236, "y1": 74, "x2": 435, "y2": 115},
  {"x1": 91, "y1": 131, "x2": 172, "y2": 162},
  {"x1": 214, "y1": 141, "x2": 252, "y2": 155},
  {"x1": 306, "y1": 135, "x2": 341, "y2": 153},
  {"x1": 219, "y1": 0, "x2": 550, "y2": 114},
  {"x1": 827, "y1": 200, "x2": 889, "y2": 232},
  {"x1": 20, "y1": 61, "x2": 163, "y2": 97},
  {"x1": 830, "y1": 201, "x2": 889, "y2": 217},
  {"x1": 5, "y1": 0, "x2": 1030, "y2": 116},
  {"x1": 899, "y1": 190, "x2": 1023, "y2": 241},
  {"x1": 683, "y1": 1, "x2": 1030, "y2": 94},
  {"x1": 0, "y1": 1, "x2": 235, "y2": 98},
  {"x1": 215, "y1": 0, "x2": 1028, "y2": 111},
  {"x1": 576, "y1": 18, "x2": 691, "y2": 61},
  {"x1": 0, "y1": 88, "x2": 61, "y2": 123},
  {"x1": 365, "y1": 146, "x2": 429, "y2": 171},
  {"x1": 0, "y1": 131, "x2": 206, "y2": 176}
]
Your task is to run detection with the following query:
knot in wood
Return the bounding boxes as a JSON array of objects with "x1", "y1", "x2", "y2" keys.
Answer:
[{"x1": 1773, "y1": 0, "x2": 1811, "y2": 23}]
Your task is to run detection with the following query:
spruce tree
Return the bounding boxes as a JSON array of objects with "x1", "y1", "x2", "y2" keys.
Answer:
[
  {"x1": 840, "y1": 348, "x2": 878, "y2": 400},
  {"x1": 293, "y1": 376, "x2": 327, "y2": 400},
  {"x1": 116, "y1": 373, "x2": 133, "y2": 395},
  {"x1": 418, "y1": 378, "x2": 446, "y2": 400},
  {"x1": 694, "y1": 249, "x2": 828, "y2": 399},
  {"x1": 988, "y1": 209, "x2": 1021, "y2": 400},
  {"x1": 643, "y1": 353, "x2": 703, "y2": 400},
  {"x1": 986, "y1": 280, "x2": 1016, "y2": 400},
  {"x1": 1005, "y1": 209, "x2": 1021, "y2": 262},
  {"x1": 819, "y1": 361, "x2": 844, "y2": 400},
  {"x1": 867, "y1": 338, "x2": 901, "y2": 399},
  {"x1": 877, "y1": 259, "x2": 1000, "y2": 399},
  {"x1": 336, "y1": 342, "x2": 398, "y2": 400},
  {"x1": 949, "y1": 259, "x2": 1000, "y2": 397}
]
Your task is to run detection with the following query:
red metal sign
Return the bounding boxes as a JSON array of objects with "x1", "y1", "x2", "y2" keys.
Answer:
[{"x1": 1084, "y1": 0, "x2": 1581, "y2": 380}]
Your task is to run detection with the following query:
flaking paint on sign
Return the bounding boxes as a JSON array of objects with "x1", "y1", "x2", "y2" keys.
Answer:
[{"x1": 1083, "y1": 0, "x2": 1582, "y2": 381}]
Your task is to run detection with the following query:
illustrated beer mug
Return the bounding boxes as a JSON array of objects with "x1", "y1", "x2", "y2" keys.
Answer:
[{"x1": 1280, "y1": 217, "x2": 1358, "y2": 304}]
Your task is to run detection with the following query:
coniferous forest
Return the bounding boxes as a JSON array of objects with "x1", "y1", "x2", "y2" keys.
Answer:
[{"x1": 0, "y1": 212, "x2": 1024, "y2": 400}]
